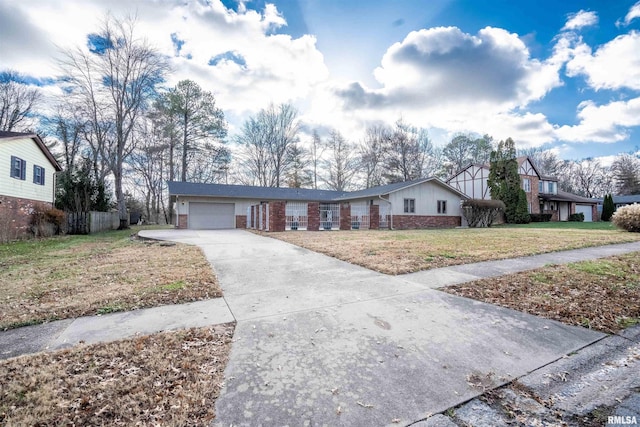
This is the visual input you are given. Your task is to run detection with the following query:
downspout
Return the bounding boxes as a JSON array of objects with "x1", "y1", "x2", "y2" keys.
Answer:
[
  {"x1": 378, "y1": 194, "x2": 393, "y2": 230},
  {"x1": 175, "y1": 195, "x2": 179, "y2": 227}
]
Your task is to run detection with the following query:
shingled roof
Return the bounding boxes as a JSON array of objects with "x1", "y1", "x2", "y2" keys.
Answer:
[{"x1": 168, "y1": 177, "x2": 468, "y2": 202}]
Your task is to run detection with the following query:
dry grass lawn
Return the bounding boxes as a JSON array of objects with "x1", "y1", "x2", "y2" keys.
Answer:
[
  {"x1": 0, "y1": 323, "x2": 234, "y2": 426},
  {"x1": 267, "y1": 225, "x2": 640, "y2": 274},
  {"x1": 0, "y1": 227, "x2": 222, "y2": 330},
  {"x1": 444, "y1": 252, "x2": 640, "y2": 333}
]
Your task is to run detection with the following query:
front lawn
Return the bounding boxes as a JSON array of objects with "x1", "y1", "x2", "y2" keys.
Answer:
[
  {"x1": 0, "y1": 226, "x2": 222, "y2": 329},
  {"x1": 267, "y1": 223, "x2": 640, "y2": 274},
  {"x1": 443, "y1": 252, "x2": 640, "y2": 333},
  {"x1": 0, "y1": 324, "x2": 233, "y2": 425}
]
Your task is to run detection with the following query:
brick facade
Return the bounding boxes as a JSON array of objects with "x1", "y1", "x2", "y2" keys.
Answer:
[
  {"x1": 524, "y1": 175, "x2": 541, "y2": 214},
  {"x1": 0, "y1": 195, "x2": 52, "y2": 240},
  {"x1": 307, "y1": 202, "x2": 320, "y2": 231},
  {"x1": 369, "y1": 205, "x2": 380, "y2": 230},
  {"x1": 235, "y1": 215, "x2": 247, "y2": 229},
  {"x1": 177, "y1": 214, "x2": 188, "y2": 229},
  {"x1": 340, "y1": 203, "x2": 351, "y2": 230},
  {"x1": 392, "y1": 215, "x2": 461, "y2": 229},
  {"x1": 268, "y1": 201, "x2": 286, "y2": 232}
]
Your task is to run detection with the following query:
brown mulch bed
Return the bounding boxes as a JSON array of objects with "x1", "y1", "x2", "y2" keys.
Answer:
[
  {"x1": 443, "y1": 253, "x2": 640, "y2": 333},
  {"x1": 0, "y1": 323, "x2": 234, "y2": 426}
]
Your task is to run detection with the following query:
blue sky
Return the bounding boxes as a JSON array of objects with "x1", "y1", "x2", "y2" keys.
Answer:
[{"x1": 1, "y1": 0, "x2": 640, "y2": 163}]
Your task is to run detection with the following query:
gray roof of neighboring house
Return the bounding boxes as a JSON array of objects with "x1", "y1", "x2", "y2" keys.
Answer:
[
  {"x1": 539, "y1": 190, "x2": 596, "y2": 204},
  {"x1": 168, "y1": 177, "x2": 468, "y2": 202},
  {"x1": 0, "y1": 131, "x2": 62, "y2": 171},
  {"x1": 612, "y1": 194, "x2": 640, "y2": 204}
]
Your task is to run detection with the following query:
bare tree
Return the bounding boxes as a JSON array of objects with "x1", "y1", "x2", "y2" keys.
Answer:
[
  {"x1": 309, "y1": 129, "x2": 325, "y2": 189},
  {"x1": 383, "y1": 119, "x2": 433, "y2": 183},
  {"x1": 518, "y1": 147, "x2": 561, "y2": 177},
  {"x1": 611, "y1": 152, "x2": 640, "y2": 195},
  {"x1": 129, "y1": 117, "x2": 168, "y2": 223},
  {"x1": 557, "y1": 158, "x2": 612, "y2": 198},
  {"x1": 323, "y1": 130, "x2": 358, "y2": 191},
  {"x1": 236, "y1": 103, "x2": 300, "y2": 187},
  {"x1": 60, "y1": 14, "x2": 169, "y2": 229},
  {"x1": 359, "y1": 124, "x2": 389, "y2": 188},
  {"x1": 0, "y1": 71, "x2": 42, "y2": 132}
]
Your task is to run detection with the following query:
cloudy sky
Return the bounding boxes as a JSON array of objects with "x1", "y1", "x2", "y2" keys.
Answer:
[{"x1": 2, "y1": 0, "x2": 640, "y2": 162}]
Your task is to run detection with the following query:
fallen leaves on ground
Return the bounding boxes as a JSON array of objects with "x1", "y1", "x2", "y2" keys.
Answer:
[
  {"x1": 444, "y1": 252, "x2": 640, "y2": 333},
  {"x1": 0, "y1": 323, "x2": 234, "y2": 426},
  {"x1": 0, "y1": 233, "x2": 221, "y2": 329}
]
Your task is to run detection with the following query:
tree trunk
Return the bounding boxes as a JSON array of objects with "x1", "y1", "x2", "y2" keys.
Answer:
[{"x1": 114, "y1": 164, "x2": 129, "y2": 230}]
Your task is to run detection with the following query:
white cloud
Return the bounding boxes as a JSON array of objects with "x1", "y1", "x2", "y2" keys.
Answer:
[
  {"x1": 566, "y1": 31, "x2": 640, "y2": 90},
  {"x1": 554, "y1": 97, "x2": 640, "y2": 142},
  {"x1": 0, "y1": 0, "x2": 329, "y2": 116},
  {"x1": 562, "y1": 10, "x2": 598, "y2": 31},
  {"x1": 328, "y1": 26, "x2": 565, "y2": 148},
  {"x1": 617, "y1": 1, "x2": 640, "y2": 27}
]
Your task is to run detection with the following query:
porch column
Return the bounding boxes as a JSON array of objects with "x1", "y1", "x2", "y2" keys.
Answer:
[
  {"x1": 340, "y1": 202, "x2": 351, "y2": 230},
  {"x1": 369, "y1": 204, "x2": 380, "y2": 230},
  {"x1": 307, "y1": 202, "x2": 320, "y2": 231}
]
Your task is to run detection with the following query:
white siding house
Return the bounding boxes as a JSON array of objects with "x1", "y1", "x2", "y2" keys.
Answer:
[
  {"x1": 0, "y1": 131, "x2": 62, "y2": 239},
  {"x1": 0, "y1": 132, "x2": 60, "y2": 203}
]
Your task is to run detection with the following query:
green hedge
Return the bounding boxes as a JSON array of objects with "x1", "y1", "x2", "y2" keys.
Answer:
[
  {"x1": 530, "y1": 213, "x2": 552, "y2": 222},
  {"x1": 568, "y1": 212, "x2": 585, "y2": 222}
]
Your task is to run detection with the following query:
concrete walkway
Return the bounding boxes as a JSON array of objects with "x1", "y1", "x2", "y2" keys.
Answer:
[
  {"x1": 2, "y1": 230, "x2": 639, "y2": 426},
  {"x1": 140, "y1": 230, "x2": 638, "y2": 426}
]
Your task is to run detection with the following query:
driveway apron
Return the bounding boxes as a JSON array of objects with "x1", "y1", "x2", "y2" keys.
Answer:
[{"x1": 143, "y1": 229, "x2": 604, "y2": 427}]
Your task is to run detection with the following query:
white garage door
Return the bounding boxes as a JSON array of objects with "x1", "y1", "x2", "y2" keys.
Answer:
[
  {"x1": 575, "y1": 205, "x2": 593, "y2": 222},
  {"x1": 189, "y1": 202, "x2": 235, "y2": 229}
]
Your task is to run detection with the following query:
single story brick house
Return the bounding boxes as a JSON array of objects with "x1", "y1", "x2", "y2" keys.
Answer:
[
  {"x1": 447, "y1": 157, "x2": 598, "y2": 221},
  {"x1": 168, "y1": 177, "x2": 469, "y2": 231},
  {"x1": 0, "y1": 131, "x2": 62, "y2": 239}
]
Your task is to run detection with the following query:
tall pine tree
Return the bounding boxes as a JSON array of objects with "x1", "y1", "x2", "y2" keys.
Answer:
[{"x1": 487, "y1": 138, "x2": 524, "y2": 223}]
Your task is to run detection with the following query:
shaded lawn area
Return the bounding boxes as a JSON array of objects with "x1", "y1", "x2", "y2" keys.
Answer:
[
  {"x1": 0, "y1": 324, "x2": 234, "y2": 426},
  {"x1": 267, "y1": 223, "x2": 640, "y2": 275},
  {"x1": 443, "y1": 252, "x2": 640, "y2": 334},
  {"x1": 0, "y1": 226, "x2": 221, "y2": 330}
]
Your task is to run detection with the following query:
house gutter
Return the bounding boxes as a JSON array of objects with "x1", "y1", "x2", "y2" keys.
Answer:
[{"x1": 378, "y1": 194, "x2": 393, "y2": 230}]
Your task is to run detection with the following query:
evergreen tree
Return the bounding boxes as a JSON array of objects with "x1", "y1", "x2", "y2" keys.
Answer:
[
  {"x1": 514, "y1": 189, "x2": 531, "y2": 224},
  {"x1": 601, "y1": 194, "x2": 615, "y2": 221},
  {"x1": 487, "y1": 138, "x2": 522, "y2": 223}
]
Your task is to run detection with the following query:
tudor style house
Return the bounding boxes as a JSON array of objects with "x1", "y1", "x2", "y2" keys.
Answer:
[
  {"x1": 168, "y1": 177, "x2": 469, "y2": 231},
  {"x1": 446, "y1": 157, "x2": 598, "y2": 221},
  {"x1": 0, "y1": 131, "x2": 62, "y2": 239}
]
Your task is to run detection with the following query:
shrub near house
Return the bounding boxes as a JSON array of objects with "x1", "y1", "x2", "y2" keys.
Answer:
[{"x1": 612, "y1": 204, "x2": 640, "y2": 232}]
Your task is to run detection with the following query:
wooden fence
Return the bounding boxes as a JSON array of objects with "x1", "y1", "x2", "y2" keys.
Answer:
[{"x1": 67, "y1": 211, "x2": 120, "y2": 234}]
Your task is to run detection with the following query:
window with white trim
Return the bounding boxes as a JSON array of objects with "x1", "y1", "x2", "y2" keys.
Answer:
[
  {"x1": 437, "y1": 200, "x2": 447, "y2": 214},
  {"x1": 522, "y1": 178, "x2": 531, "y2": 193},
  {"x1": 403, "y1": 198, "x2": 415, "y2": 213},
  {"x1": 10, "y1": 156, "x2": 26, "y2": 180},
  {"x1": 33, "y1": 165, "x2": 45, "y2": 185}
]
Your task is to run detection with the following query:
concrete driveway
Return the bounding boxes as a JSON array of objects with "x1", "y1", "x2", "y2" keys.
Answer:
[{"x1": 140, "y1": 229, "x2": 604, "y2": 427}]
